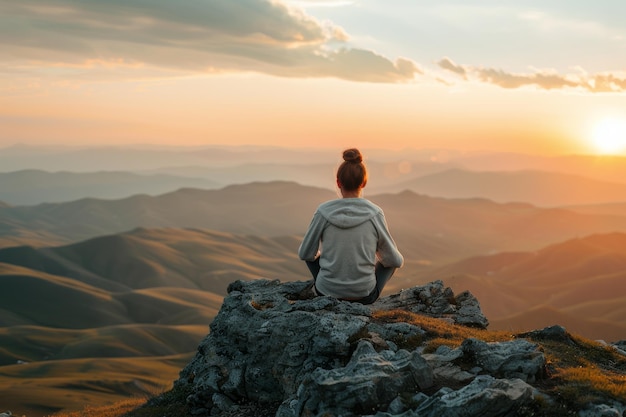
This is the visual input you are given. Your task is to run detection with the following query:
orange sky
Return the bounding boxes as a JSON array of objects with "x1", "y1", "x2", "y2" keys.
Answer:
[{"x1": 1, "y1": 1, "x2": 626, "y2": 155}]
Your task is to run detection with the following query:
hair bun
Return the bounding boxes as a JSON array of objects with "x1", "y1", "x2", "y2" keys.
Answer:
[{"x1": 342, "y1": 148, "x2": 363, "y2": 164}]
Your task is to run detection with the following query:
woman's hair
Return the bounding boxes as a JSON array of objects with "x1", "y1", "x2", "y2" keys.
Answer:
[{"x1": 337, "y1": 148, "x2": 368, "y2": 191}]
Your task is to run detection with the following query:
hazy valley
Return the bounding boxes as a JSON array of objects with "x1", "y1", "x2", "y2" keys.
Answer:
[{"x1": 2, "y1": 145, "x2": 626, "y2": 415}]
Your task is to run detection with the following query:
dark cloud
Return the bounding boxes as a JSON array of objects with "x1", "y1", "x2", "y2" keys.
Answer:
[
  {"x1": 438, "y1": 57, "x2": 626, "y2": 93},
  {"x1": 0, "y1": 0, "x2": 421, "y2": 83}
]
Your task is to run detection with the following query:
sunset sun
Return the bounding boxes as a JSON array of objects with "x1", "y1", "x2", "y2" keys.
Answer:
[{"x1": 591, "y1": 118, "x2": 626, "y2": 155}]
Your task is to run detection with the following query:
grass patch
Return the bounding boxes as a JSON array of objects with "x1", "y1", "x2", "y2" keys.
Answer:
[
  {"x1": 123, "y1": 384, "x2": 193, "y2": 417},
  {"x1": 372, "y1": 309, "x2": 514, "y2": 352},
  {"x1": 374, "y1": 309, "x2": 626, "y2": 415},
  {"x1": 49, "y1": 398, "x2": 146, "y2": 417},
  {"x1": 530, "y1": 334, "x2": 626, "y2": 408}
]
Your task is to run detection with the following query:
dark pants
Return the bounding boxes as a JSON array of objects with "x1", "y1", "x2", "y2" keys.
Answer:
[{"x1": 305, "y1": 259, "x2": 396, "y2": 304}]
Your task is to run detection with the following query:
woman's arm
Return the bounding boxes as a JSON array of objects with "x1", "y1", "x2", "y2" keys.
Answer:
[
  {"x1": 298, "y1": 211, "x2": 326, "y2": 261},
  {"x1": 374, "y1": 214, "x2": 404, "y2": 268}
]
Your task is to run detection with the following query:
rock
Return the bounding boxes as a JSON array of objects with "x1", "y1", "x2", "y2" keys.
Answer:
[
  {"x1": 422, "y1": 345, "x2": 475, "y2": 387},
  {"x1": 459, "y1": 338, "x2": 546, "y2": 383},
  {"x1": 373, "y1": 280, "x2": 489, "y2": 329},
  {"x1": 175, "y1": 279, "x2": 523, "y2": 417},
  {"x1": 520, "y1": 325, "x2": 573, "y2": 345},
  {"x1": 180, "y1": 279, "x2": 372, "y2": 409},
  {"x1": 579, "y1": 402, "x2": 626, "y2": 417},
  {"x1": 279, "y1": 340, "x2": 433, "y2": 417},
  {"x1": 612, "y1": 340, "x2": 626, "y2": 356},
  {"x1": 411, "y1": 375, "x2": 534, "y2": 417}
]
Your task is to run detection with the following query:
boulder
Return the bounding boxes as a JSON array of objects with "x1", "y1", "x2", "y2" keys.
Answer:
[
  {"x1": 458, "y1": 338, "x2": 545, "y2": 383},
  {"x1": 373, "y1": 280, "x2": 489, "y2": 329},
  {"x1": 277, "y1": 340, "x2": 433, "y2": 417},
  {"x1": 175, "y1": 279, "x2": 535, "y2": 417},
  {"x1": 409, "y1": 375, "x2": 534, "y2": 417}
]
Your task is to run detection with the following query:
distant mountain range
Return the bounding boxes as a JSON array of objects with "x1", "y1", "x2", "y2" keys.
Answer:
[
  {"x1": 387, "y1": 168, "x2": 626, "y2": 206},
  {"x1": 0, "y1": 181, "x2": 335, "y2": 247},
  {"x1": 0, "y1": 169, "x2": 219, "y2": 205},
  {"x1": 3, "y1": 181, "x2": 626, "y2": 265},
  {"x1": 3, "y1": 143, "x2": 626, "y2": 181},
  {"x1": 0, "y1": 144, "x2": 339, "y2": 172},
  {"x1": 3, "y1": 164, "x2": 626, "y2": 207}
]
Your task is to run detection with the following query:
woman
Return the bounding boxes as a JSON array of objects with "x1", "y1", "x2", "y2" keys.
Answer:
[{"x1": 298, "y1": 148, "x2": 404, "y2": 304}]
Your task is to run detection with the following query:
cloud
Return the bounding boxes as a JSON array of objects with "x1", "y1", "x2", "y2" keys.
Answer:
[
  {"x1": 438, "y1": 57, "x2": 626, "y2": 93},
  {"x1": 437, "y1": 57, "x2": 467, "y2": 79},
  {"x1": 289, "y1": 0, "x2": 357, "y2": 7},
  {"x1": 0, "y1": 0, "x2": 420, "y2": 83}
]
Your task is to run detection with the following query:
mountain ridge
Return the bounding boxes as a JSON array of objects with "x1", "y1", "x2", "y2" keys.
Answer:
[
  {"x1": 391, "y1": 168, "x2": 626, "y2": 206},
  {"x1": 4, "y1": 181, "x2": 626, "y2": 267},
  {"x1": 0, "y1": 169, "x2": 220, "y2": 205}
]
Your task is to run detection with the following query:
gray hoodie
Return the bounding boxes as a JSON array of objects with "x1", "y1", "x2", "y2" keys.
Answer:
[{"x1": 298, "y1": 198, "x2": 404, "y2": 299}]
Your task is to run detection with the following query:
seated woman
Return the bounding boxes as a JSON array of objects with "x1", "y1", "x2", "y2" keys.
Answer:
[{"x1": 298, "y1": 148, "x2": 404, "y2": 304}]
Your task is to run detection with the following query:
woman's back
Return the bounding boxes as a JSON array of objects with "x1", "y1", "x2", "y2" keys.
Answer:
[{"x1": 298, "y1": 148, "x2": 403, "y2": 304}]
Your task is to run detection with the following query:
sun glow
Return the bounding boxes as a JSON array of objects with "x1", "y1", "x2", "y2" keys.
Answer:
[{"x1": 591, "y1": 118, "x2": 626, "y2": 155}]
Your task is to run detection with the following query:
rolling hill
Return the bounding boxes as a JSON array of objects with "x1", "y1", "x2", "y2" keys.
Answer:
[
  {"x1": 3, "y1": 226, "x2": 626, "y2": 343},
  {"x1": 416, "y1": 232, "x2": 626, "y2": 341},
  {"x1": 0, "y1": 227, "x2": 304, "y2": 415},
  {"x1": 0, "y1": 227, "x2": 304, "y2": 329},
  {"x1": 4, "y1": 182, "x2": 626, "y2": 269},
  {"x1": 0, "y1": 354, "x2": 190, "y2": 416}
]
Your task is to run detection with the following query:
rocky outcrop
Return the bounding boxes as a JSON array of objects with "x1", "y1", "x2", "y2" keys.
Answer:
[
  {"x1": 372, "y1": 281, "x2": 489, "y2": 329},
  {"x1": 173, "y1": 279, "x2": 625, "y2": 417}
]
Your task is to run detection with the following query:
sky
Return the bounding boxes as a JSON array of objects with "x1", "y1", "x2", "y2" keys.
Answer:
[{"x1": 1, "y1": 0, "x2": 626, "y2": 155}]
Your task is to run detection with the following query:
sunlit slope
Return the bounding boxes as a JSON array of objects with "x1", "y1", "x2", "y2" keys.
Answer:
[
  {"x1": 0, "y1": 227, "x2": 305, "y2": 293},
  {"x1": 422, "y1": 233, "x2": 626, "y2": 341},
  {"x1": 0, "y1": 354, "x2": 190, "y2": 417},
  {"x1": 0, "y1": 264, "x2": 224, "y2": 328},
  {"x1": 0, "y1": 226, "x2": 306, "y2": 416},
  {"x1": 0, "y1": 324, "x2": 208, "y2": 365}
]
